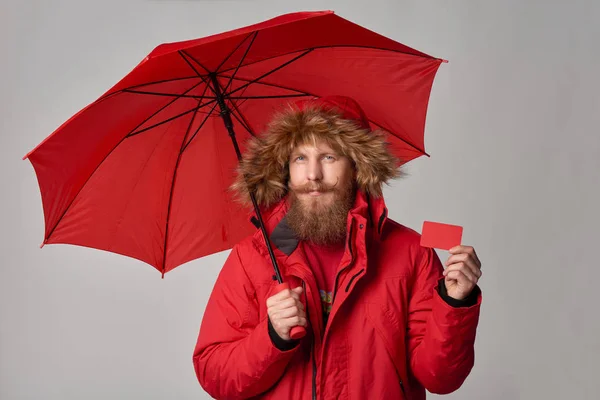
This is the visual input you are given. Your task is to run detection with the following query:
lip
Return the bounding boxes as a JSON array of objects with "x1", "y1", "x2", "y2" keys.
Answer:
[{"x1": 308, "y1": 191, "x2": 322, "y2": 196}]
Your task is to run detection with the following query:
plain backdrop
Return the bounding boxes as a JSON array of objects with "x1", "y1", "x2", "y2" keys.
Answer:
[{"x1": 2, "y1": 0, "x2": 599, "y2": 399}]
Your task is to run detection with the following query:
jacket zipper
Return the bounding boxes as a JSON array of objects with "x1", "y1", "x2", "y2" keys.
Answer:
[
  {"x1": 302, "y1": 280, "x2": 317, "y2": 400},
  {"x1": 298, "y1": 210, "x2": 387, "y2": 398},
  {"x1": 312, "y1": 222, "x2": 355, "y2": 399},
  {"x1": 378, "y1": 207, "x2": 387, "y2": 234},
  {"x1": 330, "y1": 222, "x2": 355, "y2": 308},
  {"x1": 344, "y1": 268, "x2": 365, "y2": 292},
  {"x1": 301, "y1": 219, "x2": 362, "y2": 399},
  {"x1": 311, "y1": 340, "x2": 317, "y2": 400}
]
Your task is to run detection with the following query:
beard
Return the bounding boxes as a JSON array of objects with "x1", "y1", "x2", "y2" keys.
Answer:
[{"x1": 286, "y1": 179, "x2": 356, "y2": 245}]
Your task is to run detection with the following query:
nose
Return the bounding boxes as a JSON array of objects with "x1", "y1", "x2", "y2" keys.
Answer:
[{"x1": 306, "y1": 158, "x2": 323, "y2": 181}]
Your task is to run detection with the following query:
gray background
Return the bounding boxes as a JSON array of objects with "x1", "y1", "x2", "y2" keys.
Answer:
[{"x1": 2, "y1": 0, "x2": 599, "y2": 399}]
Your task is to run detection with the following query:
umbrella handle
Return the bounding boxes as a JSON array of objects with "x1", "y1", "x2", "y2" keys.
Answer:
[{"x1": 274, "y1": 282, "x2": 307, "y2": 340}]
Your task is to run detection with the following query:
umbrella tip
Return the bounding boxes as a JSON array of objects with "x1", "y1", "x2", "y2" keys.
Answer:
[
  {"x1": 441, "y1": 59, "x2": 449, "y2": 63},
  {"x1": 39, "y1": 241, "x2": 45, "y2": 249}
]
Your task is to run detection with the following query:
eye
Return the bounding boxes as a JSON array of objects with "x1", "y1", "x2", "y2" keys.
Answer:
[
  {"x1": 293, "y1": 155, "x2": 305, "y2": 162},
  {"x1": 323, "y1": 155, "x2": 336, "y2": 161}
]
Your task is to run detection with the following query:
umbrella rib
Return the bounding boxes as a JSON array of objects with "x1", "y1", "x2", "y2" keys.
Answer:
[
  {"x1": 221, "y1": 31, "x2": 258, "y2": 95},
  {"x1": 177, "y1": 31, "x2": 258, "y2": 98},
  {"x1": 215, "y1": 32, "x2": 256, "y2": 73},
  {"x1": 224, "y1": 49, "x2": 314, "y2": 98},
  {"x1": 218, "y1": 74, "x2": 315, "y2": 97},
  {"x1": 227, "y1": 101, "x2": 256, "y2": 137},
  {"x1": 371, "y1": 121, "x2": 428, "y2": 155},
  {"x1": 41, "y1": 79, "x2": 210, "y2": 244},
  {"x1": 122, "y1": 89, "x2": 215, "y2": 100},
  {"x1": 181, "y1": 102, "x2": 219, "y2": 153},
  {"x1": 98, "y1": 76, "x2": 204, "y2": 102},
  {"x1": 127, "y1": 98, "x2": 217, "y2": 138},
  {"x1": 162, "y1": 97, "x2": 206, "y2": 276},
  {"x1": 178, "y1": 50, "x2": 211, "y2": 77},
  {"x1": 125, "y1": 79, "x2": 207, "y2": 137},
  {"x1": 218, "y1": 44, "x2": 437, "y2": 75},
  {"x1": 178, "y1": 51, "x2": 220, "y2": 99},
  {"x1": 225, "y1": 94, "x2": 309, "y2": 100}
]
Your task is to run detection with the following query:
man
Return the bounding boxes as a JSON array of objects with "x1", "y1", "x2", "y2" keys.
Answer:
[{"x1": 193, "y1": 95, "x2": 482, "y2": 399}]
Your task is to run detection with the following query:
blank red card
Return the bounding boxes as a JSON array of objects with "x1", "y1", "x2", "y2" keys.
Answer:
[{"x1": 420, "y1": 221, "x2": 463, "y2": 250}]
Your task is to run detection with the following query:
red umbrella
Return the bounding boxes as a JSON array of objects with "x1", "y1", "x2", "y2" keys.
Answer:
[{"x1": 24, "y1": 10, "x2": 444, "y2": 280}]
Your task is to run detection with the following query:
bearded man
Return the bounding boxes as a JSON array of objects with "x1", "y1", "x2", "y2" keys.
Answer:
[{"x1": 193, "y1": 96, "x2": 483, "y2": 400}]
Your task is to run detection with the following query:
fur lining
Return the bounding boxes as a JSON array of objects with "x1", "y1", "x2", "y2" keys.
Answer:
[{"x1": 231, "y1": 102, "x2": 403, "y2": 208}]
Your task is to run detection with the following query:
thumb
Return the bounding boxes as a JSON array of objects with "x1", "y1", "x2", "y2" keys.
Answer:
[{"x1": 292, "y1": 286, "x2": 304, "y2": 294}]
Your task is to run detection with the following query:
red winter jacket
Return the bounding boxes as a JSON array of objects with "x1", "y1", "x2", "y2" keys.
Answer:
[{"x1": 193, "y1": 191, "x2": 482, "y2": 399}]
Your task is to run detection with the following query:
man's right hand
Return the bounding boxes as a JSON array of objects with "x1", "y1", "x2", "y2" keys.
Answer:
[{"x1": 266, "y1": 286, "x2": 307, "y2": 341}]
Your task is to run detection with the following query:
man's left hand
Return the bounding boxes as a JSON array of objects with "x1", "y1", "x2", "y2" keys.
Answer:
[{"x1": 443, "y1": 245, "x2": 482, "y2": 300}]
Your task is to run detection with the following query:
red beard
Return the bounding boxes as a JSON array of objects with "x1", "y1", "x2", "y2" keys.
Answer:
[{"x1": 286, "y1": 181, "x2": 355, "y2": 245}]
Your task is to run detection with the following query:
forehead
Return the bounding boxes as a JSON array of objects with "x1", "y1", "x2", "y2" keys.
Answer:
[{"x1": 291, "y1": 138, "x2": 338, "y2": 154}]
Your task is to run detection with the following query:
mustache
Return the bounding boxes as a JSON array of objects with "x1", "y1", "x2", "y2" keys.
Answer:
[{"x1": 289, "y1": 180, "x2": 339, "y2": 194}]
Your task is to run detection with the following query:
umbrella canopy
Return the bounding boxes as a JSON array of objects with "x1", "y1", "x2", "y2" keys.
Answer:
[{"x1": 24, "y1": 10, "x2": 445, "y2": 277}]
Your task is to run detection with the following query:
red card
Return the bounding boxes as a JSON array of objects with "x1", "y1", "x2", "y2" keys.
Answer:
[{"x1": 420, "y1": 221, "x2": 463, "y2": 250}]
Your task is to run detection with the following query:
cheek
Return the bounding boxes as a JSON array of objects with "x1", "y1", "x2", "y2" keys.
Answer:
[
  {"x1": 326, "y1": 163, "x2": 353, "y2": 186},
  {"x1": 288, "y1": 165, "x2": 304, "y2": 185}
]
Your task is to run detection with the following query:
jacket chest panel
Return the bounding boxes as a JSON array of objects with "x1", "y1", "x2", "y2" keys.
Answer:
[{"x1": 316, "y1": 297, "x2": 408, "y2": 400}]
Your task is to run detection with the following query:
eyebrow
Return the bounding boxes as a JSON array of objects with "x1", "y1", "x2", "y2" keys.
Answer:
[{"x1": 290, "y1": 149, "x2": 339, "y2": 158}]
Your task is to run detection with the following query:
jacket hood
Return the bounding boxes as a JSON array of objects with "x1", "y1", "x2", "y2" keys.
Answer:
[{"x1": 230, "y1": 95, "x2": 404, "y2": 208}]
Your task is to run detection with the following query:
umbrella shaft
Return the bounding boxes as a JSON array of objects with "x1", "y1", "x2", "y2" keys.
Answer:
[
  {"x1": 210, "y1": 74, "x2": 284, "y2": 284},
  {"x1": 210, "y1": 75, "x2": 239, "y2": 154}
]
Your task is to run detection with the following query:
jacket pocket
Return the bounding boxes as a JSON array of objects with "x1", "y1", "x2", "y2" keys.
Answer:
[{"x1": 364, "y1": 302, "x2": 409, "y2": 399}]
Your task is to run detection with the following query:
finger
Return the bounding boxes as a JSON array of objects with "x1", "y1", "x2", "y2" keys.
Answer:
[
  {"x1": 291, "y1": 286, "x2": 303, "y2": 294},
  {"x1": 287, "y1": 300, "x2": 304, "y2": 311},
  {"x1": 271, "y1": 319, "x2": 290, "y2": 337},
  {"x1": 446, "y1": 254, "x2": 482, "y2": 278},
  {"x1": 445, "y1": 270, "x2": 476, "y2": 287},
  {"x1": 445, "y1": 253, "x2": 468, "y2": 266},
  {"x1": 272, "y1": 316, "x2": 299, "y2": 334},
  {"x1": 446, "y1": 249, "x2": 475, "y2": 265},
  {"x1": 443, "y1": 263, "x2": 479, "y2": 282},
  {"x1": 443, "y1": 264, "x2": 479, "y2": 283},
  {"x1": 269, "y1": 297, "x2": 297, "y2": 312},
  {"x1": 449, "y1": 245, "x2": 481, "y2": 267},
  {"x1": 279, "y1": 315, "x2": 308, "y2": 328},
  {"x1": 469, "y1": 247, "x2": 481, "y2": 266},
  {"x1": 452, "y1": 258, "x2": 481, "y2": 279},
  {"x1": 287, "y1": 287, "x2": 303, "y2": 303},
  {"x1": 273, "y1": 305, "x2": 302, "y2": 319},
  {"x1": 273, "y1": 304, "x2": 306, "y2": 319},
  {"x1": 289, "y1": 291, "x2": 302, "y2": 302},
  {"x1": 274, "y1": 299, "x2": 306, "y2": 316},
  {"x1": 448, "y1": 245, "x2": 467, "y2": 254},
  {"x1": 267, "y1": 286, "x2": 303, "y2": 307},
  {"x1": 266, "y1": 288, "x2": 294, "y2": 306}
]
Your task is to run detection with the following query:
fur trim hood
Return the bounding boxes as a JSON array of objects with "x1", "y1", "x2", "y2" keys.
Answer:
[{"x1": 231, "y1": 96, "x2": 403, "y2": 208}]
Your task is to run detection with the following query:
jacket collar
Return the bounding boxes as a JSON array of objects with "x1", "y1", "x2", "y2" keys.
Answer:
[{"x1": 250, "y1": 190, "x2": 389, "y2": 259}]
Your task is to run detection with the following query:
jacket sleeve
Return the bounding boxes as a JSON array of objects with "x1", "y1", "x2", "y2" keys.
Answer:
[
  {"x1": 192, "y1": 244, "x2": 299, "y2": 399},
  {"x1": 406, "y1": 246, "x2": 482, "y2": 394}
]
